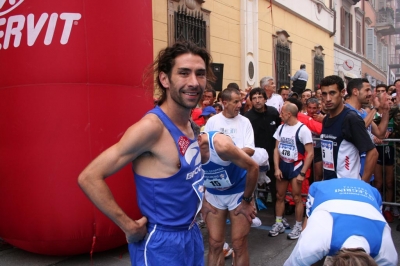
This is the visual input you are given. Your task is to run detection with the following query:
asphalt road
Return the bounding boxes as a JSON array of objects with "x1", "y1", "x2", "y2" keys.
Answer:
[{"x1": 1, "y1": 203, "x2": 400, "y2": 266}]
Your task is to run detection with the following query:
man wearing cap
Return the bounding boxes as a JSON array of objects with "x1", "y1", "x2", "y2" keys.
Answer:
[
  {"x1": 199, "y1": 106, "x2": 216, "y2": 131},
  {"x1": 290, "y1": 64, "x2": 308, "y2": 96}
]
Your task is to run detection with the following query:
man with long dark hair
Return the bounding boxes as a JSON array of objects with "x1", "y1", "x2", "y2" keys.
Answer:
[{"x1": 78, "y1": 41, "x2": 214, "y2": 266}]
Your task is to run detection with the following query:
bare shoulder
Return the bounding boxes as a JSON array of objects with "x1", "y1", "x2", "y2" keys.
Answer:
[
  {"x1": 213, "y1": 133, "x2": 236, "y2": 155},
  {"x1": 116, "y1": 113, "x2": 164, "y2": 155}
]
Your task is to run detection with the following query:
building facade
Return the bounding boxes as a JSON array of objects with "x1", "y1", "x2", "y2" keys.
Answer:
[{"x1": 152, "y1": 0, "x2": 335, "y2": 92}]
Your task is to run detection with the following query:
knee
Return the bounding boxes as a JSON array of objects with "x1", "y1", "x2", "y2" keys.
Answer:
[
  {"x1": 293, "y1": 195, "x2": 302, "y2": 204},
  {"x1": 208, "y1": 238, "x2": 224, "y2": 252},
  {"x1": 231, "y1": 238, "x2": 247, "y2": 255},
  {"x1": 276, "y1": 192, "x2": 285, "y2": 201}
]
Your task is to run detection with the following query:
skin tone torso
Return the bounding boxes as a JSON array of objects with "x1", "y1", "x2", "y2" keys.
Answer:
[{"x1": 78, "y1": 53, "x2": 207, "y2": 243}]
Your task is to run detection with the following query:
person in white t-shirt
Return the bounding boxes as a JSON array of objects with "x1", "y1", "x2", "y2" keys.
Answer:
[
  {"x1": 205, "y1": 88, "x2": 255, "y2": 156},
  {"x1": 269, "y1": 102, "x2": 314, "y2": 240},
  {"x1": 260, "y1": 76, "x2": 284, "y2": 113}
]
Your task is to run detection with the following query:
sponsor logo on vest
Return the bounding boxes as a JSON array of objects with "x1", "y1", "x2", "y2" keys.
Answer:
[
  {"x1": 186, "y1": 165, "x2": 202, "y2": 180},
  {"x1": 0, "y1": 0, "x2": 81, "y2": 49}
]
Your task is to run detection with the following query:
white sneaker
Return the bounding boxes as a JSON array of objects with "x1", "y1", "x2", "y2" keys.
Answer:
[
  {"x1": 269, "y1": 222, "x2": 285, "y2": 237},
  {"x1": 282, "y1": 218, "x2": 291, "y2": 229},
  {"x1": 223, "y1": 242, "x2": 233, "y2": 258},
  {"x1": 287, "y1": 225, "x2": 302, "y2": 240},
  {"x1": 251, "y1": 217, "x2": 262, "y2": 227}
]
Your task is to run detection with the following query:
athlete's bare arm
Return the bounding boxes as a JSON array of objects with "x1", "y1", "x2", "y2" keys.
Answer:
[
  {"x1": 361, "y1": 147, "x2": 379, "y2": 183},
  {"x1": 78, "y1": 114, "x2": 174, "y2": 242},
  {"x1": 274, "y1": 141, "x2": 283, "y2": 180},
  {"x1": 213, "y1": 134, "x2": 258, "y2": 223}
]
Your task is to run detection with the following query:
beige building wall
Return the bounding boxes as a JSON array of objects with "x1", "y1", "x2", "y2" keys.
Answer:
[
  {"x1": 152, "y1": 0, "x2": 334, "y2": 91},
  {"x1": 258, "y1": 1, "x2": 335, "y2": 89}
]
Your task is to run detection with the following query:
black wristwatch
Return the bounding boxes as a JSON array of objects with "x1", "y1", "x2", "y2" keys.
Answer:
[
  {"x1": 242, "y1": 195, "x2": 253, "y2": 203},
  {"x1": 300, "y1": 172, "x2": 306, "y2": 177}
]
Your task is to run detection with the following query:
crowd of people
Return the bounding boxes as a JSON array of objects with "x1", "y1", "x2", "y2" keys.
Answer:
[{"x1": 78, "y1": 41, "x2": 399, "y2": 265}]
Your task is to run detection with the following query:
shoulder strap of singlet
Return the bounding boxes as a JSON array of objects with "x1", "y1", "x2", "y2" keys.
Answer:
[
  {"x1": 279, "y1": 124, "x2": 284, "y2": 137},
  {"x1": 147, "y1": 106, "x2": 183, "y2": 138},
  {"x1": 295, "y1": 123, "x2": 304, "y2": 144}
]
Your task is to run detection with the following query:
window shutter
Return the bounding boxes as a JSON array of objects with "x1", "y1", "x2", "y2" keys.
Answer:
[
  {"x1": 349, "y1": 13, "x2": 353, "y2": 50},
  {"x1": 341, "y1": 7, "x2": 345, "y2": 46},
  {"x1": 366, "y1": 28, "x2": 374, "y2": 61}
]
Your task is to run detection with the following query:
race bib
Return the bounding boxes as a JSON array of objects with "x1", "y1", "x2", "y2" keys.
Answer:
[
  {"x1": 278, "y1": 142, "x2": 297, "y2": 162},
  {"x1": 321, "y1": 140, "x2": 334, "y2": 171},
  {"x1": 203, "y1": 169, "x2": 233, "y2": 190},
  {"x1": 189, "y1": 171, "x2": 205, "y2": 229}
]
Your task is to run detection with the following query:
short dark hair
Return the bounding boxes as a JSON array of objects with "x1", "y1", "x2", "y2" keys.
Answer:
[
  {"x1": 220, "y1": 87, "x2": 240, "y2": 102},
  {"x1": 320, "y1": 75, "x2": 345, "y2": 92},
  {"x1": 227, "y1": 82, "x2": 240, "y2": 90},
  {"x1": 375, "y1": 84, "x2": 388, "y2": 92},
  {"x1": 205, "y1": 87, "x2": 217, "y2": 98},
  {"x1": 152, "y1": 41, "x2": 215, "y2": 106},
  {"x1": 286, "y1": 97, "x2": 303, "y2": 111},
  {"x1": 249, "y1": 87, "x2": 267, "y2": 100},
  {"x1": 300, "y1": 64, "x2": 306, "y2": 69},
  {"x1": 394, "y1": 79, "x2": 400, "y2": 86},
  {"x1": 279, "y1": 85, "x2": 290, "y2": 95},
  {"x1": 346, "y1": 78, "x2": 369, "y2": 96},
  {"x1": 212, "y1": 103, "x2": 222, "y2": 110}
]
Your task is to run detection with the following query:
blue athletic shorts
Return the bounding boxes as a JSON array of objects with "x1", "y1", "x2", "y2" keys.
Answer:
[
  {"x1": 279, "y1": 160, "x2": 302, "y2": 180},
  {"x1": 128, "y1": 223, "x2": 204, "y2": 266}
]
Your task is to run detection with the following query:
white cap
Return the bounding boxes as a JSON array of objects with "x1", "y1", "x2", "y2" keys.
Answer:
[{"x1": 392, "y1": 93, "x2": 397, "y2": 97}]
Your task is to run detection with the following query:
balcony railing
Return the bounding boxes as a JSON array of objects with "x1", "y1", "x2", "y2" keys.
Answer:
[{"x1": 377, "y1": 8, "x2": 395, "y2": 25}]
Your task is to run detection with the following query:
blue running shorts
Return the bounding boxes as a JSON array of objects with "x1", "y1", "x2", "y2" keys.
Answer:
[{"x1": 128, "y1": 223, "x2": 204, "y2": 266}]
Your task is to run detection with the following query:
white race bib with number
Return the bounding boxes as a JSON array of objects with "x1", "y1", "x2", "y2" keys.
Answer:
[
  {"x1": 278, "y1": 142, "x2": 297, "y2": 163},
  {"x1": 321, "y1": 140, "x2": 334, "y2": 171},
  {"x1": 204, "y1": 169, "x2": 233, "y2": 190}
]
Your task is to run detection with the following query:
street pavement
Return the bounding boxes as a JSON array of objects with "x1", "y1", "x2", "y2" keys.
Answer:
[{"x1": 1, "y1": 203, "x2": 400, "y2": 265}]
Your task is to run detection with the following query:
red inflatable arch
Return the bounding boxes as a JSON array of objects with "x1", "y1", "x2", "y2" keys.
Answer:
[{"x1": 0, "y1": 0, "x2": 153, "y2": 255}]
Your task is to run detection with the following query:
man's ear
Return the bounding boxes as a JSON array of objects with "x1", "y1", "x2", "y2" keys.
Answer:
[
  {"x1": 341, "y1": 88, "x2": 346, "y2": 97},
  {"x1": 159, "y1": 72, "x2": 170, "y2": 89}
]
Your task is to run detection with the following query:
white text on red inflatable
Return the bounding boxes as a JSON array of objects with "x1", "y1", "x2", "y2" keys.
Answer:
[{"x1": 0, "y1": 13, "x2": 82, "y2": 49}]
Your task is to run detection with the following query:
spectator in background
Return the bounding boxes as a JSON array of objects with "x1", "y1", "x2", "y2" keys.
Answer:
[
  {"x1": 300, "y1": 89, "x2": 312, "y2": 113},
  {"x1": 290, "y1": 64, "x2": 308, "y2": 96},
  {"x1": 279, "y1": 85, "x2": 290, "y2": 102},
  {"x1": 212, "y1": 103, "x2": 223, "y2": 114},
  {"x1": 199, "y1": 106, "x2": 216, "y2": 131},
  {"x1": 345, "y1": 78, "x2": 389, "y2": 180},
  {"x1": 260, "y1": 76, "x2": 284, "y2": 112},
  {"x1": 315, "y1": 87, "x2": 322, "y2": 101},
  {"x1": 192, "y1": 87, "x2": 216, "y2": 126},
  {"x1": 244, "y1": 87, "x2": 283, "y2": 224},
  {"x1": 373, "y1": 84, "x2": 397, "y2": 223},
  {"x1": 305, "y1": 97, "x2": 323, "y2": 183}
]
